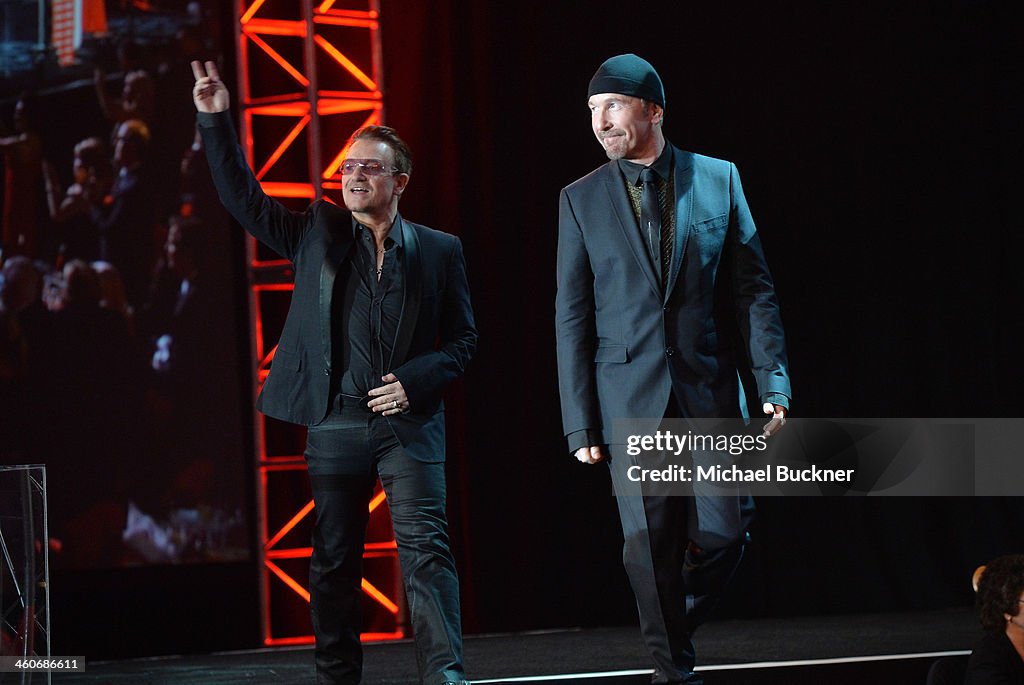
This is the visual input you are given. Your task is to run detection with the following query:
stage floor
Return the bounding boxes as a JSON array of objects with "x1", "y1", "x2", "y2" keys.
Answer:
[{"x1": 53, "y1": 607, "x2": 979, "y2": 684}]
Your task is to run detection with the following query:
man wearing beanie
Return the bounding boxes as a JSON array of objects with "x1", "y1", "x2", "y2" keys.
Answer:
[{"x1": 555, "y1": 54, "x2": 791, "y2": 684}]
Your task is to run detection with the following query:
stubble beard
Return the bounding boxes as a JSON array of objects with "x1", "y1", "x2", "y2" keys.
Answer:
[{"x1": 601, "y1": 136, "x2": 626, "y2": 161}]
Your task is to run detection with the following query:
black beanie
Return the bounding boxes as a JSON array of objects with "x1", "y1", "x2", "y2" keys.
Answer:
[{"x1": 588, "y1": 54, "x2": 665, "y2": 108}]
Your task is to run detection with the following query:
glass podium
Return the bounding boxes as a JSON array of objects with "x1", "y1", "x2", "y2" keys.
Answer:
[{"x1": 0, "y1": 465, "x2": 50, "y2": 684}]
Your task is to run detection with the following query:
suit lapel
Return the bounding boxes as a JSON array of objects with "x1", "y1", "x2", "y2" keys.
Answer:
[
  {"x1": 389, "y1": 215, "x2": 421, "y2": 370},
  {"x1": 319, "y1": 224, "x2": 354, "y2": 373},
  {"x1": 601, "y1": 166, "x2": 661, "y2": 300},
  {"x1": 664, "y1": 148, "x2": 694, "y2": 303}
]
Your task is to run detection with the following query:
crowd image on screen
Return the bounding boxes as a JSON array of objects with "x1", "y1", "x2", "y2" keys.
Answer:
[{"x1": 0, "y1": 21, "x2": 247, "y2": 569}]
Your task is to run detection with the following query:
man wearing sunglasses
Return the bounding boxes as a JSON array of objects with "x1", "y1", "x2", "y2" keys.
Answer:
[{"x1": 191, "y1": 60, "x2": 476, "y2": 685}]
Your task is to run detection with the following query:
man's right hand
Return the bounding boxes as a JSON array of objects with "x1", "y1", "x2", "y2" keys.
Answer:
[
  {"x1": 575, "y1": 445, "x2": 606, "y2": 464},
  {"x1": 191, "y1": 60, "x2": 230, "y2": 114}
]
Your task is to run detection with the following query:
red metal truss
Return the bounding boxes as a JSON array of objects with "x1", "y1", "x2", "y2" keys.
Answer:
[{"x1": 233, "y1": 0, "x2": 404, "y2": 646}]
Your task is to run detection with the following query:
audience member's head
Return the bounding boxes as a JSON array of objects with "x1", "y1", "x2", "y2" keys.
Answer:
[
  {"x1": 976, "y1": 554, "x2": 1024, "y2": 631},
  {"x1": 114, "y1": 119, "x2": 151, "y2": 170},
  {"x1": 166, "y1": 215, "x2": 206, "y2": 279},
  {"x1": 0, "y1": 257, "x2": 42, "y2": 313},
  {"x1": 121, "y1": 70, "x2": 155, "y2": 122},
  {"x1": 92, "y1": 261, "x2": 131, "y2": 316},
  {"x1": 61, "y1": 260, "x2": 102, "y2": 308},
  {"x1": 74, "y1": 137, "x2": 112, "y2": 185}
]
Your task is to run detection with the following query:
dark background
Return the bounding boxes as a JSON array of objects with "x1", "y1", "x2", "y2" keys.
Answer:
[
  {"x1": 378, "y1": 0, "x2": 1023, "y2": 634},
  {"x1": 15, "y1": 0, "x2": 1024, "y2": 659}
]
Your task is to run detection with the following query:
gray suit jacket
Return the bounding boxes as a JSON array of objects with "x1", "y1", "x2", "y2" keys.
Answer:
[{"x1": 555, "y1": 145, "x2": 790, "y2": 448}]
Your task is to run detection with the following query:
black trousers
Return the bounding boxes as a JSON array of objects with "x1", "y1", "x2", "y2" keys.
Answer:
[
  {"x1": 606, "y1": 398, "x2": 754, "y2": 685},
  {"x1": 305, "y1": 396, "x2": 465, "y2": 685}
]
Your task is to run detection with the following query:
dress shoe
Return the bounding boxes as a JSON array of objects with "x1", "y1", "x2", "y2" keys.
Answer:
[{"x1": 652, "y1": 671, "x2": 703, "y2": 685}]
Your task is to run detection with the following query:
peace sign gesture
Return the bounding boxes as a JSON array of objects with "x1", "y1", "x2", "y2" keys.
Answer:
[{"x1": 191, "y1": 60, "x2": 230, "y2": 114}]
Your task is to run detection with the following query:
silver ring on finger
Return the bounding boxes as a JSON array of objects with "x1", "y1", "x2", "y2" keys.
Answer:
[{"x1": 392, "y1": 400, "x2": 398, "y2": 409}]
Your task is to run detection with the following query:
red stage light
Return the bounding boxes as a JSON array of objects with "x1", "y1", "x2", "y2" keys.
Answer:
[{"x1": 237, "y1": 0, "x2": 399, "y2": 647}]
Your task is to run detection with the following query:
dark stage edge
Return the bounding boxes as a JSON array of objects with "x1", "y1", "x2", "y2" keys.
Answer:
[{"x1": 52, "y1": 607, "x2": 979, "y2": 684}]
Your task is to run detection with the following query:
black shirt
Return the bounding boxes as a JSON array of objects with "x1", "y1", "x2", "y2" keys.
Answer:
[
  {"x1": 334, "y1": 217, "x2": 405, "y2": 398},
  {"x1": 617, "y1": 141, "x2": 674, "y2": 189}
]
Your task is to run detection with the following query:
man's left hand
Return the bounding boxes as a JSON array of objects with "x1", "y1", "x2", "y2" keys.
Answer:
[
  {"x1": 762, "y1": 403, "x2": 787, "y2": 438},
  {"x1": 368, "y1": 373, "x2": 410, "y2": 415}
]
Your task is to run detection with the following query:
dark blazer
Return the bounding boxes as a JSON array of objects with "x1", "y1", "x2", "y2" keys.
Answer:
[
  {"x1": 556, "y1": 146, "x2": 790, "y2": 446},
  {"x1": 965, "y1": 631, "x2": 1024, "y2": 685},
  {"x1": 198, "y1": 111, "x2": 477, "y2": 461}
]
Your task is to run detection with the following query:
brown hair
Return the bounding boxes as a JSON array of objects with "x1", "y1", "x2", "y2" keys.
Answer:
[
  {"x1": 350, "y1": 125, "x2": 412, "y2": 175},
  {"x1": 976, "y1": 554, "x2": 1024, "y2": 631}
]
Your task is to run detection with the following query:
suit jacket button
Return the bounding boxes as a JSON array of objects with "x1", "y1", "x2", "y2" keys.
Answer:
[
  {"x1": 666, "y1": 347, "x2": 677, "y2": 357},
  {"x1": 324, "y1": 367, "x2": 331, "y2": 376}
]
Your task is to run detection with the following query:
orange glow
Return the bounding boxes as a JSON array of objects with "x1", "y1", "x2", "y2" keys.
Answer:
[
  {"x1": 361, "y1": 579, "x2": 400, "y2": 614},
  {"x1": 318, "y1": 99, "x2": 379, "y2": 116},
  {"x1": 249, "y1": 257, "x2": 292, "y2": 268},
  {"x1": 322, "y1": 110, "x2": 380, "y2": 178},
  {"x1": 240, "y1": 0, "x2": 268, "y2": 24},
  {"x1": 260, "y1": 182, "x2": 316, "y2": 198},
  {"x1": 256, "y1": 115, "x2": 310, "y2": 180},
  {"x1": 263, "y1": 543, "x2": 398, "y2": 561},
  {"x1": 319, "y1": 90, "x2": 383, "y2": 101},
  {"x1": 265, "y1": 499, "x2": 315, "y2": 550},
  {"x1": 267, "y1": 547, "x2": 313, "y2": 559},
  {"x1": 250, "y1": 102, "x2": 312, "y2": 116},
  {"x1": 266, "y1": 560, "x2": 311, "y2": 602},
  {"x1": 245, "y1": 31, "x2": 310, "y2": 87},
  {"x1": 265, "y1": 635, "x2": 314, "y2": 646},
  {"x1": 314, "y1": 35, "x2": 377, "y2": 90},
  {"x1": 252, "y1": 283, "x2": 296, "y2": 292},
  {"x1": 245, "y1": 18, "x2": 306, "y2": 36},
  {"x1": 323, "y1": 144, "x2": 352, "y2": 180},
  {"x1": 250, "y1": 91, "x2": 310, "y2": 104},
  {"x1": 243, "y1": 0, "x2": 400, "y2": 646},
  {"x1": 314, "y1": 15, "x2": 378, "y2": 29},
  {"x1": 368, "y1": 489, "x2": 387, "y2": 513},
  {"x1": 265, "y1": 631, "x2": 403, "y2": 647},
  {"x1": 359, "y1": 631, "x2": 405, "y2": 641},
  {"x1": 254, "y1": 303, "x2": 266, "y2": 369},
  {"x1": 321, "y1": 9, "x2": 379, "y2": 20}
]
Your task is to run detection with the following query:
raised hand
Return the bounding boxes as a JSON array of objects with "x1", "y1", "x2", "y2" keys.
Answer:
[{"x1": 191, "y1": 60, "x2": 230, "y2": 114}]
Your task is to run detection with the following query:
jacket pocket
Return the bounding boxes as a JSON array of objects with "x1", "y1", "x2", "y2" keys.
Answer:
[
  {"x1": 691, "y1": 212, "x2": 728, "y2": 233},
  {"x1": 594, "y1": 344, "x2": 628, "y2": 363}
]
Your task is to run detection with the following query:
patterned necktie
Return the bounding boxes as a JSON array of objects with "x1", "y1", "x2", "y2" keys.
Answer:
[{"x1": 640, "y1": 167, "x2": 663, "y2": 287}]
